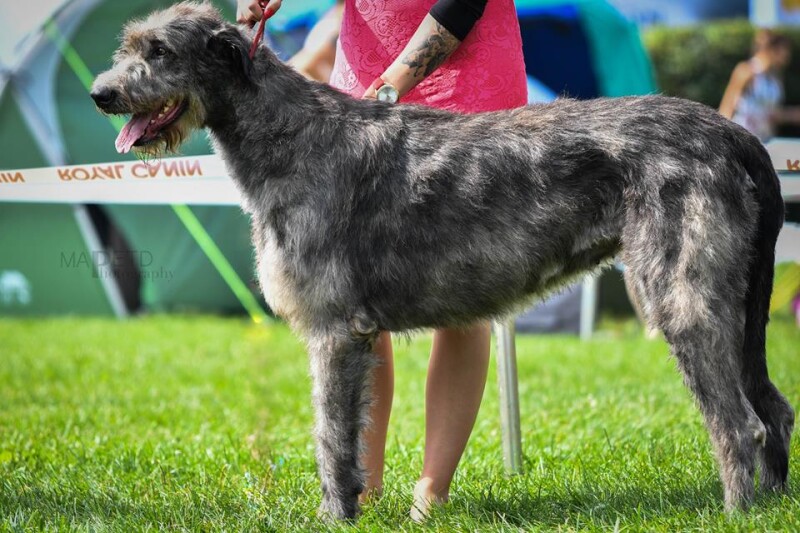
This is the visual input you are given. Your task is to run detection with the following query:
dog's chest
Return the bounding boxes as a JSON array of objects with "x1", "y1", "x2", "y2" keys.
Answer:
[{"x1": 255, "y1": 227, "x2": 302, "y2": 324}]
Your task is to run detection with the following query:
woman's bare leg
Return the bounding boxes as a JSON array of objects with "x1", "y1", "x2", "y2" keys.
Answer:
[
  {"x1": 359, "y1": 330, "x2": 394, "y2": 502},
  {"x1": 412, "y1": 322, "x2": 491, "y2": 520}
]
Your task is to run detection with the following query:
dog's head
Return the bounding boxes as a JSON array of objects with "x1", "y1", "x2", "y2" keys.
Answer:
[{"x1": 91, "y1": 1, "x2": 253, "y2": 157}]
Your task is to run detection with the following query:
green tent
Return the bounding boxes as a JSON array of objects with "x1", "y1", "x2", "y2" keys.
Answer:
[
  {"x1": 0, "y1": 0, "x2": 264, "y2": 317},
  {"x1": 516, "y1": 0, "x2": 656, "y2": 98},
  {"x1": 0, "y1": 0, "x2": 125, "y2": 316}
]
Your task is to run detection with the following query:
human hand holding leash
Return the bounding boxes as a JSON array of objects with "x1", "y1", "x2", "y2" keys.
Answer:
[{"x1": 236, "y1": 0, "x2": 281, "y2": 27}]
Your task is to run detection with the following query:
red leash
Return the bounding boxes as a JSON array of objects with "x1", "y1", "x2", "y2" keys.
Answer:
[{"x1": 248, "y1": 1, "x2": 277, "y2": 59}]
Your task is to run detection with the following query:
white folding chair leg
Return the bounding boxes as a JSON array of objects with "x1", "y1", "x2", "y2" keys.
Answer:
[
  {"x1": 493, "y1": 319, "x2": 523, "y2": 473},
  {"x1": 580, "y1": 273, "x2": 598, "y2": 341}
]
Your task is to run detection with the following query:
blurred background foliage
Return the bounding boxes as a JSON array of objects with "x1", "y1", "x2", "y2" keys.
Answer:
[{"x1": 644, "y1": 20, "x2": 800, "y2": 112}]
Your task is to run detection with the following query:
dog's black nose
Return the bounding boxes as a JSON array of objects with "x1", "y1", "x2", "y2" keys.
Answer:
[{"x1": 91, "y1": 87, "x2": 118, "y2": 108}]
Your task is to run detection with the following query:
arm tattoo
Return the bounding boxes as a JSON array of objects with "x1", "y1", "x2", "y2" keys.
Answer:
[{"x1": 402, "y1": 21, "x2": 461, "y2": 79}]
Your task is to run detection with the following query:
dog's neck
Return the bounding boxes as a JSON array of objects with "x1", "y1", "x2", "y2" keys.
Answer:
[
  {"x1": 204, "y1": 47, "x2": 361, "y2": 198},
  {"x1": 204, "y1": 49, "x2": 322, "y2": 135}
]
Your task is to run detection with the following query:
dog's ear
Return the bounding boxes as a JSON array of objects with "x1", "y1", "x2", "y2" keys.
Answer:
[{"x1": 207, "y1": 27, "x2": 253, "y2": 81}]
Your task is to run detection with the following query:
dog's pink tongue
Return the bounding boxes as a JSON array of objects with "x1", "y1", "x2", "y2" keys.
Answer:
[{"x1": 115, "y1": 113, "x2": 151, "y2": 154}]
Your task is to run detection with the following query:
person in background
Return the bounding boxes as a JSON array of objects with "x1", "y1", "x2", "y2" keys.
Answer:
[
  {"x1": 719, "y1": 29, "x2": 795, "y2": 142},
  {"x1": 237, "y1": 0, "x2": 528, "y2": 520},
  {"x1": 286, "y1": 1, "x2": 344, "y2": 82}
]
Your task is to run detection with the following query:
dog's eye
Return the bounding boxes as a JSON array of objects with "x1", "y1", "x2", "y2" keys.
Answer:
[{"x1": 152, "y1": 46, "x2": 168, "y2": 58}]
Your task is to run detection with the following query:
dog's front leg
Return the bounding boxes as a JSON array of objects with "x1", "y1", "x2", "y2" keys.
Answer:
[{"x1": 307, "y1": 323, "x2": 377, "y2": 520}]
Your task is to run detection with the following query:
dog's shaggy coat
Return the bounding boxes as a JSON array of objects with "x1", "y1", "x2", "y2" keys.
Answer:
[{"x1": 92, "y1": 2, "x2": 794, "y2": 520}]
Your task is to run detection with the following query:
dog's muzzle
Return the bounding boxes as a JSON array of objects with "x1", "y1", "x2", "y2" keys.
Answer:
[{"x1": 90, "y1": 87, "x2": 119, "y2": 112}]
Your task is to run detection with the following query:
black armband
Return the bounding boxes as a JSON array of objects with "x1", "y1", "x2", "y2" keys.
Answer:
[{"x1": 429, "y1": 0, "x2": 489, "y2": 42}]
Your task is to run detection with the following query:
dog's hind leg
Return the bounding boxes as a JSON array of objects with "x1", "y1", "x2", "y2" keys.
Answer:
[
  {"x1": 623, "y1": 187, "x2": 766, "y2": 511},
  {"x1": 664, "y1": 319, "x2": 766, "y2": 511},
  {"x1": 623, "y1": 268, "x2": 660, "y2": 338},
  {"x1": 307, "y1": 319, "x2": 378, "y2": 520},
  {"x1": 637, "y1": 264, "x2": 766, "y2": 510}
]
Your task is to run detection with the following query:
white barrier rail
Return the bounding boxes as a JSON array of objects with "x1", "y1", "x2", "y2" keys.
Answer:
[
  {"x1": 1, "y1": 142, "x2": 799, "y2": 204},
  {"x1": 0, "y1": 155, "x2": 241, "y2": 205}
]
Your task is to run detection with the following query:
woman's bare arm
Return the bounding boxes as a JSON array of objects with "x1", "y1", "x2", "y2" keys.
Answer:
[
  {"x1": 719, "y1": 62, "x2": 754, "y2": 119},
  {"x1": 363, "y1": 14, "x2": 462, "y2": 99},
  {"x1": 288, "y1": 2, "x2": 344, "y2": 82}
]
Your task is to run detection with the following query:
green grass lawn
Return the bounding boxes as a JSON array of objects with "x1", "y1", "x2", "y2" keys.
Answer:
[{"x1": 1, "y1": 316, "x2": 798, "y2": 532}]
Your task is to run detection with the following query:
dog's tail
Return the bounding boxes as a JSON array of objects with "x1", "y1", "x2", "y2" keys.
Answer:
[
  {"x1": 739, "y1": 136, "x2": 784, "y2": 380},
  {"x1": 738, "y1": 134, "x2": 794, "y2": 487}
]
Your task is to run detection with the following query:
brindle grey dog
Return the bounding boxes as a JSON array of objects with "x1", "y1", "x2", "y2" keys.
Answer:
[{"x1": 92, "y1": 2, "x2": 793, "y2": 520}]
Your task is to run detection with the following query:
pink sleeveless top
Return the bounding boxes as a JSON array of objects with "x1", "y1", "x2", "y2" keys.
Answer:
[{"x1": 330, "y1": 0, "x2": 528, "y2": 113}]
